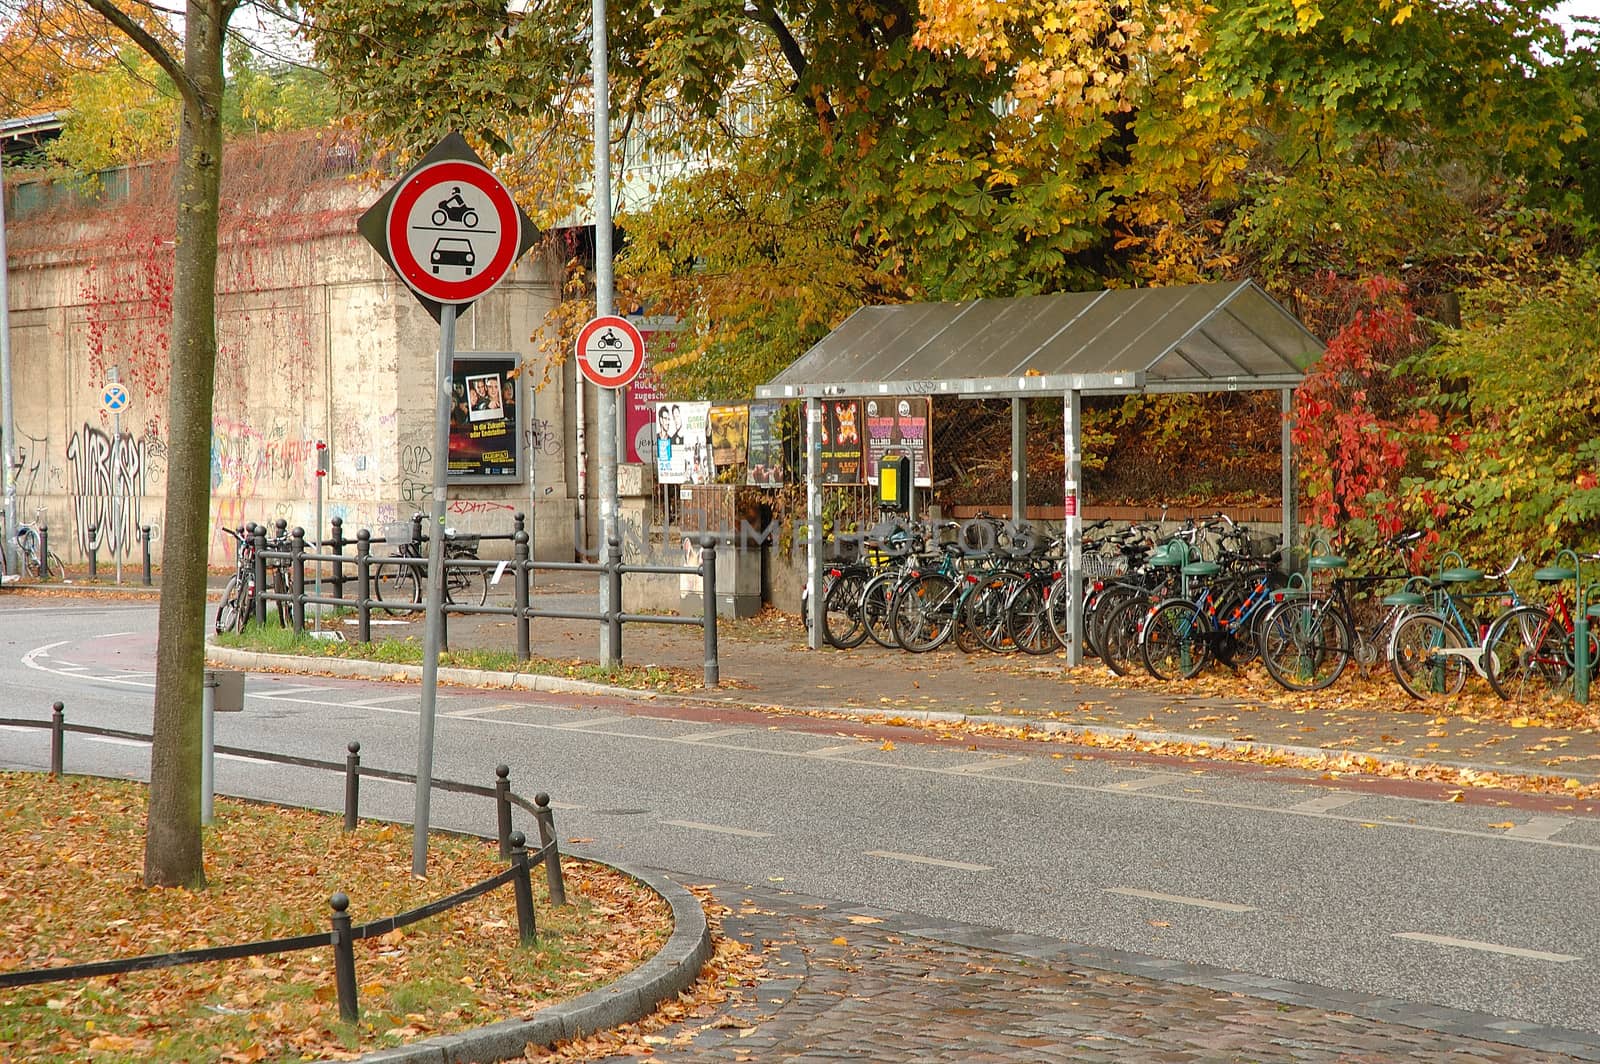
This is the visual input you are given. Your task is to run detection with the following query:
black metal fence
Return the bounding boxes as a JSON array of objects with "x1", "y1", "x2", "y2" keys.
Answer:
[
  {"x1": 0, "y1": 708, "x2": 570, "y2": 1023},
  {"x1": 233, "y1": 512, "x2": 720, "y2": 687}
]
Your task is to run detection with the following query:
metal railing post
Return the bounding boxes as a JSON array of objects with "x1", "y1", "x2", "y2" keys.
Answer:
[
  {"x1": 508, "y1": 832, "x2": 538, "y2": 944},
  {"x1": 343, "y1": 741, "x2": 361, "y2": 831},
  {"x1": 328, "y1": 516, "x2": 346, "y2": 600},
  {"x1": 700, "y1": 535, "x2": 720, "y2": 688},
  {"x1": 252, "y1": 524, "x2": 269, "y2": 626},
  {"x1": 290, "y1": 527, "x2": 307, "y2": 635},
  {"x1": 49, "y1": 701, "x2": 64, "y2": 776},
  {"x1": 495, "y1": 764, "x2": 513, "y2": 857},
  {"x1": 606, "y1": 534, "x2": 624, "y2": 665},
  {"x1": 86, "y1": 525, "x2": 98, "y2": 580},
  {"x1": 355, "y1": 530, "x2": 372, "y2": 644},
  {"x1": 533, "y1": 793, "x2": 567, "y2": 906},
  {"x1": 513, "y1": 531, "x2": 530, "y2": 662},
  {"x1": 140, "y1": 525, "x2": 152, "y2": 585},
  {"x1": 38, "y1": 523, "x2": 49, "y2": 579},
  {"x1": 329, "y1": 893, "x2": 359, "y2": 1023}
]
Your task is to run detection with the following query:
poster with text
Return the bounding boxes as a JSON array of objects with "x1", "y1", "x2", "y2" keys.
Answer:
[
  {"x1": 625, "y1": 316, "x2": 680, "y2": 463},
  {"x1": 449, "y1": 353, "x2": 522, "y2": 482},
  {"x1": 863, "y1": 396, "x2": 932, "y2": 487},
  {"x1": 820, "y1": 399, "x2": 863, "y2": 484},
  {"x1": 654, "y1": 400, "x2": 712, "y2": 484},
  {"x1": 709, "y1": 404, "x2": 749, "y2": 469},
  {"x1": 746, "y1": 400, "x2": 785, "y2": 486}
]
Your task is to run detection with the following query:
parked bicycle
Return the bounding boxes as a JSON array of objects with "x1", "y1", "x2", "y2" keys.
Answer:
[
  {"x1": 1482, "y1": 552, "x2": 1600, "y2": 706},
  {"x1": 214, "y1": 525, "x2": 290, "y2": 634},
  {"x1": 372, "y1": 517, "x2": 489, "y2": 614},
  {"x1": 12, "y1": 506, "x2": 65, "y2": 581},
  {"x1": 1389, "y1": 552, "x2": 1525, "y2": 701}
]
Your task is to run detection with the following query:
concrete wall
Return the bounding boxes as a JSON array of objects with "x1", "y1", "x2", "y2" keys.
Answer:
[{"x1": 4, "y1": 150, "x2": 578, "y2": 569}]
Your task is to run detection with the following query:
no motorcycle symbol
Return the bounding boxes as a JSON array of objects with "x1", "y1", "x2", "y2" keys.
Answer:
[{"x1": 576, "y1": 316, "x2": 645, "y2": 389}]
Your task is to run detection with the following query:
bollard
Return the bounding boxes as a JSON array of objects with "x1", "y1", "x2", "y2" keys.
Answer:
[
  {"x1": 410, "y1": 512, "x2": 424, "y2": 547},
  {"x1": 87, "y1": 525, "x2": 98, "y2": 580},
  {"x1": 355, "y1": 530, "x2": 372, "y2": 644},
  {"x1": 495, "y1": 765, "x2": 513, "y2": 857},
  {"x1": 329, "y1": 893, "x2": 359, "y2": 1022},
  {"x1": 699, "y1": 535, "x2": 720, "y2": 689},
  {"x1": 606, "y1": 534, "x2": 624, "y2": 665},
  {"x1": 508, "y1": 832, "x2": 538, "y2": 944},
  {"x1": 513, "y1": 531, "x2": 531, "y2": 662},
  {"x1": 49, "y1": 701, "x2": 64, "y2": 776},
  {"x1": 513, "y1": 511, "x2": 526, "y2": 538},
  {"x1": 290, "y1": 527, "x2": 307, "y2": 634},
  {"x1": 329, "y1": 516, "x2": 347, "y2": 600},
  {"x1": 140, "y1": 526, "x2": 152, "y2": 586},
  {"x1": 533, "y1": 792, "x2": 567, "y2": 906},
  {"x1": 38, "y1": 524, "x2": 49, "y2": 579},
  {"x1": 343, "y1": 741, "x2": 361, "y2": 831},
  {"x1": 251, "y1": 524, "x2": 269, "y2": 627},
  {"x1": 1577, "y1": 605, "x2": 1592, "y2": 706}
]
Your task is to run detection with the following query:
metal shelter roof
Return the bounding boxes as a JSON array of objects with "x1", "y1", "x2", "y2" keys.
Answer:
[{"x1": 755, "y1": 280, "x2": 1323, "y2": 400}]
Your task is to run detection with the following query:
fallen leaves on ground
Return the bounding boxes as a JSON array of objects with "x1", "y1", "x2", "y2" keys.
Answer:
[{"x1": 0, "y1": 773, "x2": 671, "y2": 1063}]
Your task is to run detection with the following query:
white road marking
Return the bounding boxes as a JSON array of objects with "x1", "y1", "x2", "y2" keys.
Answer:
[
  {"x1": 805, "y1": 743, "x2": 869, "y2": 758},
  {"x1": 257, "y1": 684, "x2": 337, "y2": 697},
  {"x1": 659, "y1": 819, "x2": 772, "y2": 839},
  {"x1": 1103, "y1": 774, "x2": 1184, "y2": 792},
  {"x1": 946, "y1": 757, "x2": 1025, "y2": 774},
  {"x1": 216, "y1": 752, "x2": 272, "y2": 764},
  {"x1": 551, "y1": 716, "x2": 623, "y2": 729},
  {"x1": 52, "y1": 661, "x2": 87, "y2": 670},
  {"x1": 864, "y1": 850, "x2": 992, "y2": 872},
  {"x1": 1505, "y1": 817, "x2": 1572, "y2": 841},
  {"x1": 0, "y1": 724, "x2": 35, "y2": 733},
  {"x1": 344, "y1": 693, "x2": 421, "y2": 708},
  {"x1": 83, "y1": 736, "x2": 148, "y2": 749},
  {"x1": 1105, "y1": 887, "x2": 1256, "y2": 913},
  {"x1": 1288, "y1": 793, "x2": 1365, "y2": 815},
  {"x1": 446, "y1": 703, "x2": 526, "y2": 718},
  {"x1": 679, "y1": 727, "x2": 749, "y2": 742},
  {"x1": 101, "y1": 632, "x2": 139, "y2": 638},
  {"x1": 1393, "y1": 932, "x2": 1580, "y2": 963}
]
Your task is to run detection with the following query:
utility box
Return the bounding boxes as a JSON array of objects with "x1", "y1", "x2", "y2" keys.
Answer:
[
  {"x1": 678, "y1": 536, "x2": 763, "y2": 619},
  {"x1": 878, "y1": 453, "x2": 912, "y2": 512},
  {"x1": 205, "y1": 669, "x2": 245, "y2": 713}
]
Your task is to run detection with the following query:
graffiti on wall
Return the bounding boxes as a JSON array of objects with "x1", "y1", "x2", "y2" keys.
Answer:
[
  {"x1": 400, "y1": 443, "x2": 432, "y2": 503},
  {"x1": 66, "y1": 422, "x2": 147, "y2": 556}
]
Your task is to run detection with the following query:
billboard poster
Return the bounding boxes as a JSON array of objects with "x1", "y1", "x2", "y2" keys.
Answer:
[
  {"x1": 864, "y1": 396, "x2": 932, "y2": 487},
  {"x1": 448, "y1": 353, "x2": 522, "y2": 482},
  {"x1": 746, "y1": 400, "x2": 785, "y2": 486},
  {"x1": 819, "y1": 399, "x2": 863, "y2": 484},
  {"x1": 654, "y1": 400, "x2": 712, "y2": 484},
  {"x1": 709, "y1": 404, "x2": 749, "y2": 469},
  {"x1": 625, "y1": 315, "x2": 681, "y2": 464}
]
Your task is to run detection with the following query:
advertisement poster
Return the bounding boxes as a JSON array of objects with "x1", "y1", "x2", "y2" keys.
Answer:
[
  {"x1": 448, "y1": 353, "x2": 522, "y2": 482},
  {"x1": 625, "y1": 315, "x2": 680, "y2": 464},
  {"x1": 863, "y1": 396, "x2": 932, "y2": 487},
  {"x1": 819, "y1": 399, "x2": 863, "y2": 484},
  {"x1": 746, "y1": 400, "x2": 785, "y2": 487},
  {"x1": 654, "y1": 400, "x2": 712, "y2": 484},
  {"x1": 709, "y1": 404, "x2": 749, "y2": 469}
]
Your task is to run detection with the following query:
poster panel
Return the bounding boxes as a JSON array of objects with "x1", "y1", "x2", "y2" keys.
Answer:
[
  {"x1": 654, "y1": 400, "x2": 713, "y2": 484},
  {"x1": 625, "y1": 315, "x2": 680, "y2": 463},
  {"x1": 448, "y1": 353, "x2": 523, "y2": 482},
  {"x1": 819, "y1": 399, "x2": 863, "y2": 484},
  {"x1": 746, "y1": 400, "x2": 785, "y2": 486},
  {"x1": 709, "y1": 404, "x2": 749, "y2": 469},
  {"x1": 863, "y1": 396, "x2": 932, "y2": 488}
]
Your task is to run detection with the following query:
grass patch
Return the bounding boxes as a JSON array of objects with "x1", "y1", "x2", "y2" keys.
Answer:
[
  {"x1": 213, "y1": 621, "x2": 692, "y2": 690},
  {"x1": 0, "y1": 772, "x2": 672, "y2": 1063}
]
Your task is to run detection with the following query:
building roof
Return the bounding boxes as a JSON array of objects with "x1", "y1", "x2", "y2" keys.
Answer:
[{"x1": 755, "y1": 280, "x2": 1323, "y2": 400}]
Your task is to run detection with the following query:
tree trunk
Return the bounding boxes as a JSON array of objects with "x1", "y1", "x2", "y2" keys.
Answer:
[{"x1": 142, "y1": 0, "x2": 227, "y2": 888}]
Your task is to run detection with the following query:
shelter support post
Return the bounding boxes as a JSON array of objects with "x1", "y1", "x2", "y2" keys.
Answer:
[
  {"x1": 1011, "y1": 399, "x2": 1027, "y2": 521},
  {"x1": 806, "y1": 397, "x2": 824, "y2": 650},
  {"x1": 1063, "y1": 389, "x2": 1083, "y2": 667},
  {"x1": 1280, "y1": 388, "x2": 1295, "y2": 568}
]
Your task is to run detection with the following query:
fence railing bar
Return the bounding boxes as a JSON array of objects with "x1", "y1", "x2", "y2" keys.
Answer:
[
  {"x1": 0, "y1": 931, "x2": 335, "y2": 989},
  {"x1": 348, "y1": 860, "x2": 530, "y2": 940}
]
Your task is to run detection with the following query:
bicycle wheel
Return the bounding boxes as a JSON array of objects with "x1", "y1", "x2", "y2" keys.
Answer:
[
  {"x1": 823, "y1": 571, "x2": 869, "y2": 649},
  {"x1": 1391, "y1": 613, "x2": 1469, "y2": 701},
  {"x1": 1085, "y1": 585, "x2": 1139, "y2": 662},
  {"x1": 891, "y1": 573, "x2": 958, "y2": 653},
  {"x1": 1141, "y1": 599, "x2": 1211, "y2": 681},
  {"x1": 1260, "y1": 599, "x2": 1351, "y2": 692},
  {"x1": 1099, "y1": 596, "x2": 1149, "y2": 677},
  {"x1": 1484, "y1": 605, "x2": 1571, "y2": 705},
  {"x1": 1007, "y1": 581, "x2": 1058, "y2": 655},
  {"x1": 861, "y1": 572, "x2": 902, "y2": 649},
  {"x1": 966, "y1": 576, "x2": 1018, "y2": 653},
  {"x1": 444, "y1": 558, "x2": 489, "y2": 608},
  {"x1": 372, "y1": 559, "x2": 420, "y2": 615},
  {"x1": 215, "y1": 576, "x2": 242, "y2": 635},
  {"x1": 1046, "y1": 577, "x2": 1079, "y2": 654}
]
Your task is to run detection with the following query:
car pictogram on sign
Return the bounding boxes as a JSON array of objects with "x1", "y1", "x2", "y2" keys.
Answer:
[{"x1": 430, "y1": 237, "x2": 475, "y2": 275}]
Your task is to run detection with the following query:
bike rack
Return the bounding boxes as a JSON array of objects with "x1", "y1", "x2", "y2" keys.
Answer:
[{"x1": 1546, "y1": 548, "x2": 1593, "y2": 705}]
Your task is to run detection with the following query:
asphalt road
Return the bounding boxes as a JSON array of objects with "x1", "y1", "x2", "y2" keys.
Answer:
[{"x1": 4, "y1": 599, "x2": 1598, "y2": 1036}]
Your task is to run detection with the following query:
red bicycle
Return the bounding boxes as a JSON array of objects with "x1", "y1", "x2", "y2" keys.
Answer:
[{"x1": 1483, "y1": 553, "x2": 1600, "y2": 705}]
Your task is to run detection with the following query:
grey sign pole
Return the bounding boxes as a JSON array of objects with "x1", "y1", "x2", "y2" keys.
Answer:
[
  {"x1": 412, "y1": 303, "x2": 456, "y2": 877},
  {"x1": 0, "y1": 151, "x2": 16, "y2": 579},
  {"x1": 110, "y1": 367, "x2": 122, "y2": 585},
  {"x1": 593, "y1": 0, "x2": 622, "y2": 667}
]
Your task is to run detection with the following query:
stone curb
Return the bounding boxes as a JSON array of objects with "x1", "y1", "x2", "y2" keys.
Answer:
[
  {"x1": 345, "y1": 862, "x2": 711, "y2": 1064},
  {"x1": 204, "y1": 646, "x2": 1600, "y2": 786}
]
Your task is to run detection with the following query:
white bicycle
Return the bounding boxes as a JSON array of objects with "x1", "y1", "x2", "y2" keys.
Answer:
[{"x1": 12, "y1": 507, "x2": 65, "y2": 580}]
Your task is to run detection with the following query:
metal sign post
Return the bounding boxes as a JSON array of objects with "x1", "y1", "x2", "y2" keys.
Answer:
[
  {"x1": 314, "y1": 440, "x2": 328, "y2": 636},
  {"x1": 102, "y1": 374, "x2": 129, "y2": 585},
  {"x1": 357, "y1": 133, "x2": 537, "y2": 877}
]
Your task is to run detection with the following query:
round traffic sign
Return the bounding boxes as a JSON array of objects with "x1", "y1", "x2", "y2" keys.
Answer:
[
  {"x1": 575, "y1": 316, "x2": 645, "y2": 389},
  {"x1": 384, "y1": 159, "x2": 522, "y2": 304},
  {"x1": 102, "y1": 382, "x2": 130, "y2": 413}
]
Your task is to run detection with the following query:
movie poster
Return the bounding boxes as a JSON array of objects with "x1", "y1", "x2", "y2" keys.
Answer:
[
  {"x1": 746, "y1": 401, "x2": 785, "y2": 487},
  {"x1": 819, "y1": 399, "x2": 863, "y2": 484},
  {"x1": 654, "y1": 400, "x2": 712, "y2": 485},
  {"x1": 863, "y1": 396, "x2": 932, "y2": 487},
  {"x1": 448, "y1": 353, "x2": 522, "y2": 482},
  {"x1": 624, "y1": 316, "x2": 680, "y2": 464},
  {"x1": 709, "y1": 404, "x2": 749, "y2": 469}
]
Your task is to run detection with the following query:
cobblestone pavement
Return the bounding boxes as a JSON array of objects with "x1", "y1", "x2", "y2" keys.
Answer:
[{"x1": 599, "y1": 881, "x2": 1600, "y2": 1063}]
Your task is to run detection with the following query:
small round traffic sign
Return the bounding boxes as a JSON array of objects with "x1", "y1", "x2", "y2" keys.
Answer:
[
  {"x1": 575, "y1": 316, "x2": 645, "y2": 389},
  {"x1": 385, "y1": 159, "x2": 522, "y2": 304},
  {"x1": 102, "y1": 383, "x2": 130, "y2": 413}
]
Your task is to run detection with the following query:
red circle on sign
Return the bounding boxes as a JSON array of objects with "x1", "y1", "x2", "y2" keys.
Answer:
[
  {"x1": 385, "y1": 160, "x2": 521, "y2": 304},
  {"x1": 575, "y1": 316, "x2": 646, "y2": 389}
]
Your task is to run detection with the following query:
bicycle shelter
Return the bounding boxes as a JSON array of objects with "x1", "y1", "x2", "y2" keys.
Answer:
[{"x1": 753, "y1": 279, "x2": 1326, "y2": 662}]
